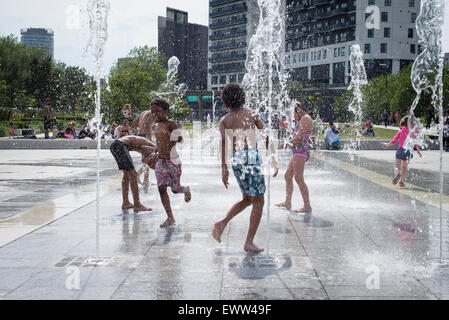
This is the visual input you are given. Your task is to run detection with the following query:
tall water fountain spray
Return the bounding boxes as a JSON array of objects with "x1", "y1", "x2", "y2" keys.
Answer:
[
  {"x1": 348, "y1": 44, "x2": 368, "y2": 151},
  {"x1": 243, "y1": 0, "x2": 290, "y2": 255},
  {"x1": 85, "y1": 0, "x2": 110, "y2": 263},
  {"x1": 153, "y1": 56, "x2": 188, "y2": 106},
  {"x1": 406, "y1": 0, "x2": 445, "y2": 263}
]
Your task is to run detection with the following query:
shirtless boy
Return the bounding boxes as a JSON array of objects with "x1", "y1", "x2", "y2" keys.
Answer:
[
  {"x1": 150, "y1": 98, "x2": 191, "y2": 228},
  {"x1": 212, "y1": 83, "x2": 278, "y2": 253},
  {"x1": 110, "y1": 135, "x2": 157, "y2": 212}
]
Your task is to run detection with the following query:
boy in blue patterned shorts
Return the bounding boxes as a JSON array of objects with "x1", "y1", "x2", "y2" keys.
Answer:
[{"x1": 212, "y1": 83, "x2": 278, "y2": 253}]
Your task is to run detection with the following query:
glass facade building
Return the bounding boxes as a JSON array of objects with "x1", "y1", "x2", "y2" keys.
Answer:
[{"x1": 20, "y1": 28, "x2": 54, "y2": 58}]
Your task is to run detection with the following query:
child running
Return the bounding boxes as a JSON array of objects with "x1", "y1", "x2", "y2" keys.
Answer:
[
  {"x1": 382, "y1": 116, "x2": 422, "y2": 188},
  {"x1": 150, "y1": 98, "x2": 191, "y2": 228},
  {"x1": 110, "y1": 135, "x2": 157, "y2": 212},
  {"x1": 212, "y1": 83, "x2": 278, "y2": 253}
]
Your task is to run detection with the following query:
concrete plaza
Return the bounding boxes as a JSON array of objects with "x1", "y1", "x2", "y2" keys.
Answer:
[{"x1": 0, "y1": 142, "x2": 448, "y2": 300}]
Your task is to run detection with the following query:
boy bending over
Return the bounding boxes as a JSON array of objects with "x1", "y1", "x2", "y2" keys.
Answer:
[{"x1": 110, "y1": 135, "x2": 157, "y2": 212}]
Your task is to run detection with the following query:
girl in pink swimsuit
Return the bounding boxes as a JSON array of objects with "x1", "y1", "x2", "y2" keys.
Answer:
[
  {"x1": 276, "y1": 104, "x2": 313, "y2": 214},
  {"x1": 292, "y1": 123, "x2": 312, "y2": 161}
]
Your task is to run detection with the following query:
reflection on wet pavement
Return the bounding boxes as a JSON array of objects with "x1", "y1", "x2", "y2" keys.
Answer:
[{"x1": 0, "y1": 149, "x2": 448, "y2": 300}]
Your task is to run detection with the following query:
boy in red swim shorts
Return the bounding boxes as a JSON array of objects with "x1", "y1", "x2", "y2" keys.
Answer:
[{"x1": 151, "y1": 98, "x2": 191, "y2": 228}]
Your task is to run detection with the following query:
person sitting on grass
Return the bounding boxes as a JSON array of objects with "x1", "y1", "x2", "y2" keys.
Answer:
[
  {"x1": 110, "y1": 135, "x2": 157, "y2": 212},
  {"x1": 52, "y1": 125, "x2": 58, "y2": 139},
  {"x1": 324, "y1": 121, "x2": 347, "y2": 150},
  {"x1": 362, "y1": 120, "x2": 375, "y2": 137}
]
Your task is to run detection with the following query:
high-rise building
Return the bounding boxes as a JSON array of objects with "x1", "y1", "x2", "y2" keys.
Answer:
[
  {"x1": 20, "y1": 28, "x2": 54, "y2": 58},
  {"x1": 158, "y1": 7, "x2": 209, "y2": 91},
  {"x1": 284, "y1": 0, "x2": 420, "y2": 88},
  {"x1": 444, "y1": 52, "x2": 449, "y2": 67},
  {"x1": 208, "y1": 0, "x2": 260, "y2": 91}
]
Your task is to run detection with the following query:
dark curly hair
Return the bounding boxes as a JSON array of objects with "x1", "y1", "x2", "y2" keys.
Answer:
[
  {"x1": 222, "y1": 83, "x2": 245, "y2": 109},
  {"x1": 150, "y1": 98, "x2": 170, "y2": 111}
]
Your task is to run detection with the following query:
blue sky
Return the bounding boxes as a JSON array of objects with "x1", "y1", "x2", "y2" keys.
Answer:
[{"x1": 0, "y1": 0, "x2": 448, "y2": 77}]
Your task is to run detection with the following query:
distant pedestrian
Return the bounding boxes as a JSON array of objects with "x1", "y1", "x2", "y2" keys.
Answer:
[
  {"x1": 382, "y1": 109, "x2": 389, "y2": 127},
  {"x1": 43, "y1": 99, "x2": 52, "y2": 139},
  {"x1": 9, "y1": 122, "x2": 14, "y2": 139},
  {"x1": 388, "y1": 111, "x2": 394, "y2": 126},
  {"x1": 394, "y1": 110, "x2": 401, "y2": 126},
  {"x1": 425, "y1": 106, "x2": 434, "y2": 129}
]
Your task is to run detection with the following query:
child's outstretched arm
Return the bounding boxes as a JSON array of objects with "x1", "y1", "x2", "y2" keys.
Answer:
[{"x1": 219, "y1": 120, "x2": 229, "y2": 188}]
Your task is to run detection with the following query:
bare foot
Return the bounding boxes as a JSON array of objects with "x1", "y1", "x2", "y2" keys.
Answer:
[
  {"x1": 122, "y1": 202, "x2": 134, "y2": 210},
  {"x1": 293, "y1": 207, "x2": 312, "y2": 214},
  {"x1": 244, "y1": 242, "x2": 264, "y2": 253},
  {"x1": 275, "y1": 202, "x2": 291, "y2": 210},
  {"x1": 212, "y1": 221, "x2": 225, "y2": 243},
  {"x1": 160, "y1": 217, "x2": 176, "y2": 228},
  {"x1": 134, "y1": 204, "x2": 152, "y2": 212},
  {"x1": 184, "y1": 186, "x2": 192, "y2": 203}
]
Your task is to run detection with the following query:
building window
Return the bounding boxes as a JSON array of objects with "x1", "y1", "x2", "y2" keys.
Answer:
[
  {"x1": 409, "y1": 0, "x2": 415, "y2": 7},
  {"x1": 323, "y1": 49, "x2": 327, "y2": 59},
  {"x1": 384, "y1": 28, "x2": 391, "y2": 38},
  {"x1": 369, "y1": 0, "x2": 375, "y2": 4},
  {"x1": 341, "y1": 47, "x2": 346, "y2": 56},
  {"x1": 286, "y1": 56, "x2": 291, "y2": 65},
  {"x1": 317, "y1": 51, "x2": 321, "y2": 60},
  {"x1": 380, "y1": 43, "x2": 388, "y2": 53},
  {"x1": 287, "y1": 42, "x2": 292, "y2": 52},
  {"x1": 211, "y1": 76, "x2": 218, "y2": 85},
  {"x1": 219, "y1": 75, "x2": 226, "y2": 84},
  {"x1": 408, "y1": 28, "x2": 413, "y2": 38},
  {"x1": 238, "y1": 74, "x2": 244, "y2": 83},
  {"x1": 381, "y1": 12, "x2": 388, "y2": 22},
  {"x1": 385, "y1": 0, "x2": 391, "y2": 6},
  {"x1": 410, "y1": 44, "x2": 416, "y2": 54},
  {"x1": 364, "y1": 43, "x2": 371, "y2": 54},
  {"x1": 411, "y1": 13, "x2": 417, "y2": 23},
  {"x1": 293, "y1": 54, "x2": 297, "y2": 63},
  {"x1": 368, "y1": 29, "x2": 374, "y2": 38},
  {"x1": 334, "y1": 48, "x2": 338, "y2": 57},
  {"x1": 341, "y1": 33, "x2": 347, "y2": 41},
  {"x1": 230, "y1": 74, "x2": 237, "y2": 83}
]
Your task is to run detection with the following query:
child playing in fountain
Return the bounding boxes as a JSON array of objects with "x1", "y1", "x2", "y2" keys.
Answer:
[
  {"x1": 382, "y1": 116, "x2": 422, "y2": 188},
  {"x1": 212, "y1": 83, "x2": 278, "y2": 253},
  {"x1": 150, "y1": 98, "x2": 191, "y2": 228},
  {"x1": 110, "y1": 135, "x2": 157, "y2": 212}
]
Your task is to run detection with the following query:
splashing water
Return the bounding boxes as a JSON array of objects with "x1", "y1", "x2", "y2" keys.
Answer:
[
  {"x1": 85, "y1": 0, "x2": 110, "y2": 263},
  {"x1": 153, "y1": 56, "x2": 188, "y2": 108},
  {"x1": 243, "y1": 0, "x2": 290, "y2": 255},
  {"x1": 407, "y1": 0, "x2": 445, "y2": 263},
  {"x1": 347, "y1": 44, "x2": 368, "y2": 151}
]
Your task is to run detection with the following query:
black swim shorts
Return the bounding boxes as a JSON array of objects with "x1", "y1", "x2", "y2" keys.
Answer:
[
  {"x1": 110, "y1": 140, "x2": 135, "y2": 171},
  {"x1": 43, "y1": 117, "x2": 51, "y2": 130}
]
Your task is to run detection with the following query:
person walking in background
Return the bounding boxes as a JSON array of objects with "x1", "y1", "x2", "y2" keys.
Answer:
[
  {"x1": 425, "y1": 106, "x2": 435, "y2": 129},
  {"x1": 43, "y1": 99, "x2": 52, "y2": 139},
  {"x1": 8, "y1": 122, "x2": 14, "y2": 139},
  {"x1": 388, "y1": 111, "x2": 394, "y2": 126},
  {"x1": 382, "y1": 116, "x2": 422, "y2": 188},
  {"x1": 394, "y1": 110, "x2": 401, "y2": 126},
  {"x1": 382, "y1": 109, "x2": 389, "y2": 127}
]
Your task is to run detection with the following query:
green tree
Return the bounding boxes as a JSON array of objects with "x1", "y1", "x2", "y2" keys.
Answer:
[{"x1": 102, "y1": 46, "x2": 166, "y2": 123}]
